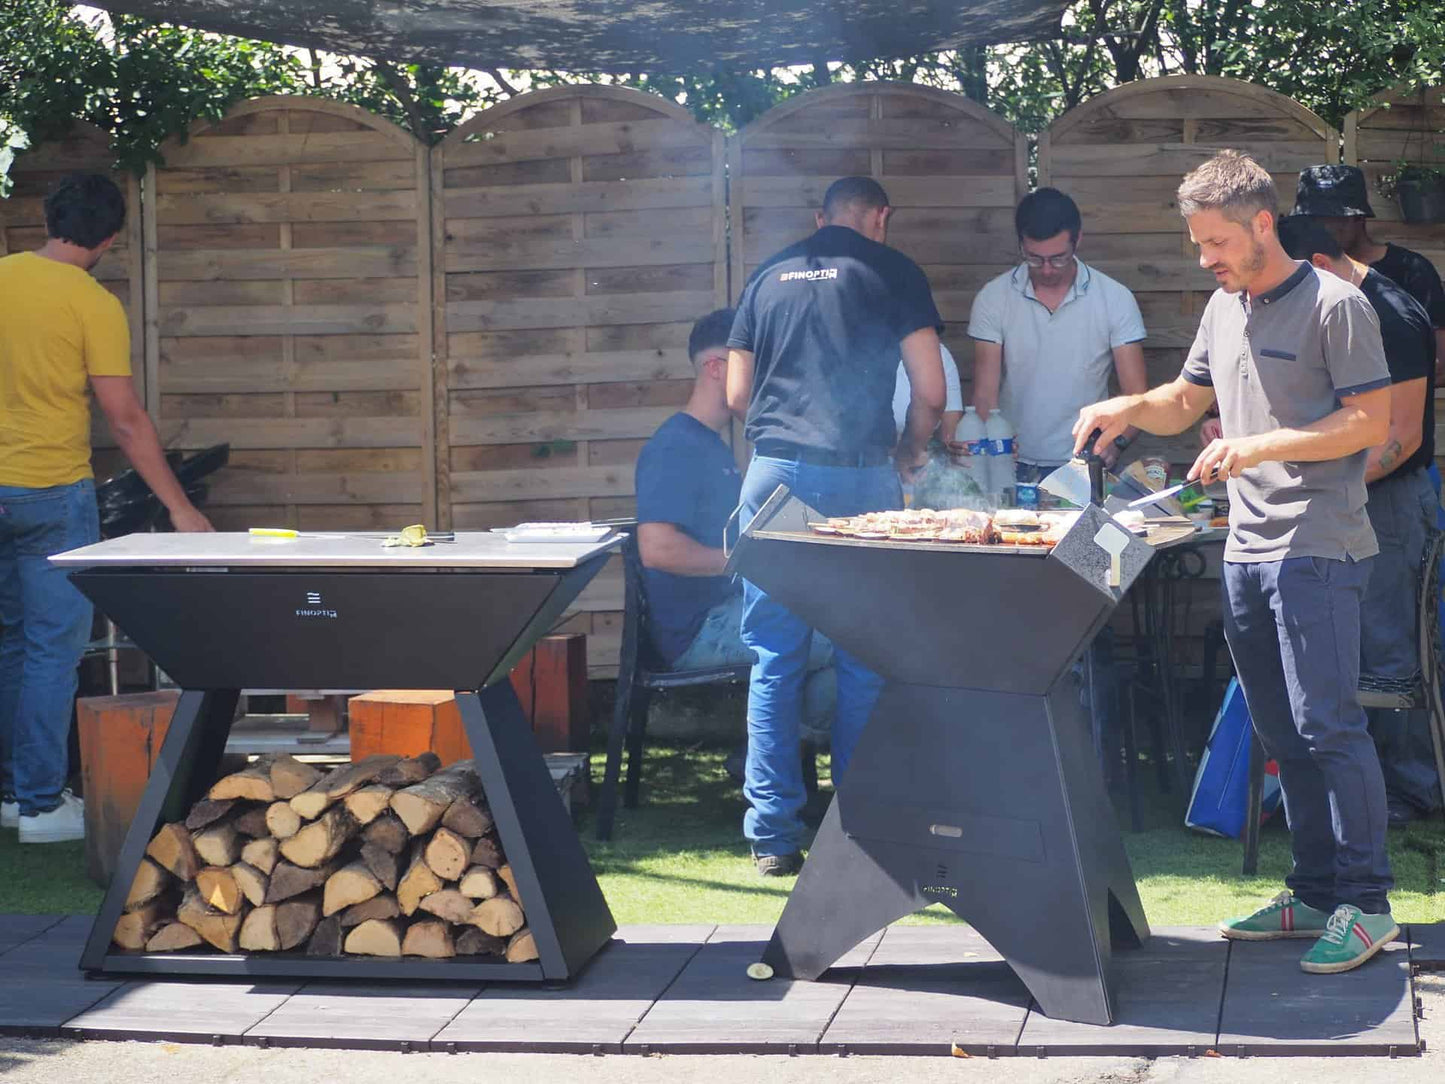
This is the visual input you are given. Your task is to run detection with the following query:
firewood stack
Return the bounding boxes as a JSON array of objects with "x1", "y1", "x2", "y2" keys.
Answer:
[{"x1": 115, "y1": 752, "x2": 538, "y2": 964}]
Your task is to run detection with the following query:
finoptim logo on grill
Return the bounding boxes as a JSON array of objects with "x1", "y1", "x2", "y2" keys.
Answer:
[
  {"x1": 778, "y1": 268, "x2": 838, "y2": 283},
  {"x1": 296, "y1": 589, "x2": 338, "y2": 619}
]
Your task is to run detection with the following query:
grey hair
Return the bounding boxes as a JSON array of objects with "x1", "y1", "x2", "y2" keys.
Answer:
[{"x1": 1177, "y1": 150, "x2": 1278, "y2": 226}]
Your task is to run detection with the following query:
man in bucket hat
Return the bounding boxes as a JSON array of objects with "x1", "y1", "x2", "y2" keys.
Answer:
[{"x1": 1293, "y1": 165, "x2": 1445, "y2": 384}]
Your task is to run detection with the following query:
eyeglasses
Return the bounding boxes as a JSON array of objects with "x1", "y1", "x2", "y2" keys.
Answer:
[{"x1": 1021, "y1": 250, "x2": 1076, "y2": 270}]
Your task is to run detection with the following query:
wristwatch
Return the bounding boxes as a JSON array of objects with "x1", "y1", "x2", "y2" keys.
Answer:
[{"x1": 1112, "y1": 435, "x2": 1133, "y2": 452}]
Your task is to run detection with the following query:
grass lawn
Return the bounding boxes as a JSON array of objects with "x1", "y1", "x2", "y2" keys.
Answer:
[{"x1": 2, "y1": 740, "x2": 1441, "y2": 931}]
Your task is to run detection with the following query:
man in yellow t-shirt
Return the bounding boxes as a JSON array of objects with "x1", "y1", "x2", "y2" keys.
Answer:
[{"x1": 1, "y1": 173, "x2": 212, "y2": 845}]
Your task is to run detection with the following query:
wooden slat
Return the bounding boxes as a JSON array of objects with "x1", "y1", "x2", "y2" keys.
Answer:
[
  {"x1": 154, "y1": 190, "x2": 418, "y2": 225},
  {"x1": 449, "y1": 406, "x2": 674, "y2": 445}
]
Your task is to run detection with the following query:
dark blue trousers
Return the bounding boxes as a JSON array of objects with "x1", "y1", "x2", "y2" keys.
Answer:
[{"x1": 1222, "y1": 556, "x2": 1393, "y2": 915}]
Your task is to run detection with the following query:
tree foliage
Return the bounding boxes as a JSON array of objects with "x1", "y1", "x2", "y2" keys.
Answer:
[{"x1": 1, "y1": 0, "x2": 1443, "y2": 186}]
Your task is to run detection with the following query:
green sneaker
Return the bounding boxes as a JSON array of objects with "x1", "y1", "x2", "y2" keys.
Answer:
[
  {"x1": 1299, "y1": 905, "x2": 1399, "y2": 974},
  {"x1": 1218, "y1": 891, "x2": 1331, "y2": 941}
]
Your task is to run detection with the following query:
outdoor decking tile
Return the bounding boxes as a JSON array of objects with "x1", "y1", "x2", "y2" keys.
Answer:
[
  {"x1": 624, "y1": 924, "x2": 879, "y2": 1054},
  {"x1": 0, "y1": 914, "x2": 65, "y2": 953},
  {"x1": 1015, "y1": 926, "x2": 1229, "y2": 1055},
  {"x1": 1410, "y1": 922, "x2": 1444, "y2": 970},
  {"x1": 247, "y1": 982, "x2": 481, "y2": 1050},
  {"x1": 1216, "y1": 936, "x2": 1418, "y2": 1055},
  {"x1": 822, "y1": 923, "x2": 1029, "y2": 1055},
  {"x1": 62, "y1": 979, "x2": 302, "y2": 1043},
  {"x1": 435, "y1": 924, "x2": 714, "y2": 1053}
]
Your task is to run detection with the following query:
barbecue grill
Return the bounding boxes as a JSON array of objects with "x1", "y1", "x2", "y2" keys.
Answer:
[
  {"x1": 52, "y1": 531, "x2": 619, "y2": 983},
  {"x1": 727, "y1": 487, "x2": 1165, "y2": 1025}
]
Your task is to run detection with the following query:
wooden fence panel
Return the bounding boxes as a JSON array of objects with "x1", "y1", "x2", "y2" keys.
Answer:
[
  {"x1": 1345, "y1": 85, "x2": 1445, "y2": 459},
  {"x1": 146, "y1": 97, "x2": 434, "y2": 531},
  {"x1": 435, "y1": 86, "x2": 727, "y2": 674},
  {"x1": 1041, "y1": 75, "x2": 1339, "y2": 468},
  {"x1": 0, "y1": 123, "x2": 145, "y2": 480},
  {"x1": 729, "y1": 83, "x2": 1027, "y2": 400}
]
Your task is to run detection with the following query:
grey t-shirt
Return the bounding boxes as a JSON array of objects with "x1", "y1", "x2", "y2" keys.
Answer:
[{"x1": 1181, "y1": 262, "x2": 1390, "y2": 564}]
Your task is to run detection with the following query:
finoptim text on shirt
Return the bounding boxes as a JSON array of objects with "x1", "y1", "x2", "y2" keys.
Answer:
[{"x1": 778, "y1": 268, "x2": 839, "y2": 283}]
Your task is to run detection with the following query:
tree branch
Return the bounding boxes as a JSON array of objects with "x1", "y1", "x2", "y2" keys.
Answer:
[
  {"x1": 371, "y1": 59, "x2": 426, "y2": 138},
  {"x1": 487, "y1": 68, "x2": 519, "y2": 97}
]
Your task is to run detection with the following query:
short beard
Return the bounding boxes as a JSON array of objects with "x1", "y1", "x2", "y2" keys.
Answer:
[{"x1": 1244, "y1": 240, "x2": 1267, "y2": 277}]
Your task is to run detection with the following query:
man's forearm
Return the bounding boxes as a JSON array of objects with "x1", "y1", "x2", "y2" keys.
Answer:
[
  {"x1": 1253, "y1": 404, "x2": 1389, "y2": 466},
  {"x1": 638, "y1": 524, "x2": 728, "y2": 576},
  {"x1": 111, "y1": 413, "x2": 194, "y2": 514},
  {"x1": 1123, "y1": 384, "x2": 1209, "y2": 436},
  {"x1": 899, "y1": 399, "x2": 943, "y2": 458},
  {"x1": 1363, "y1": 427, "x2": 1421, "y2": 483},
  {"x1": 970, "y1": 348, "x2": 1001, "y2": 418}
]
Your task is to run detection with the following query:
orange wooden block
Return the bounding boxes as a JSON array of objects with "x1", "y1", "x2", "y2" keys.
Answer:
[
  {"x1": 347, "y1": 690, "x2": 471, "y2": 767},
  {"x1": 77, "y1": 690, "x2": 181, "y2": 887},
  {"x1": 511, "y1": 634, "x2": 589, "y2": 753}
]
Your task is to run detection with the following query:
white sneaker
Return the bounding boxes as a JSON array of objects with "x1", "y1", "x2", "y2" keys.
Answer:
[
  {"x1": 1, "y1": 798, "x2": 17, "y2": 830},
  {"x1": 18, "y1": 790, "x2": 85, "y2": 844}
]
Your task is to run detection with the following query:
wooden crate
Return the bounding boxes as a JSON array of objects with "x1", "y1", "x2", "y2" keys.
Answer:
[
  {"x1": 1040, "y1": 75, "x2": 1340, "y2": 466},
  {"x1": 0, "y1": 122, "x2": 146, "y2": 481},
  {"x1": 145, "y1": 96, "x2": 435, "y2": 533},
  {"x1": 729, "y1": 82, "x2": 1027, "y2": 407},
  {"x1": 76, "y1": 690, "x2": 181, "y2": 886}
]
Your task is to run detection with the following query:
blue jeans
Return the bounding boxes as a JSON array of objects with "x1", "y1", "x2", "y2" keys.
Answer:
[
  {"x1": 0, "y1": 480, "x2": 100, "y2": 815},
  {"x1": 1362, "y1": 468, "x2": 1441, "y2": 814},
  {"x1": 739, "y1": 455, "x2": 901, "y2": 857},
  {"x1": 1222, "y1": 555, "x2": 1393, "y2": 915},
  {"x1": 671, "y1": 592, "x2": 836, "y2": 738}
]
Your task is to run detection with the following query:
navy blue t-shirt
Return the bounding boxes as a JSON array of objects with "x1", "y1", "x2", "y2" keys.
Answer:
[
  {"x1": 728, "y1": 225, "x2": 942, "y2": 456},
  {"x1": 634, "y1": 412, "x2": 742, "y2": 664},
  {"x1": 1359, "y1": 268, "x2": 1437, "y2": 479},
  {"x1": 1372, "y1": 243, "x2": 1445, "y2": 329}
]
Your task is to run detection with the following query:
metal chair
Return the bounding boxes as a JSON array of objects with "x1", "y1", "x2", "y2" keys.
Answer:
[
  {"x1": 1242, "y1": 529, "x2": 1445, "y2": 873},
  {"x1": 594, "y1": 526, "x2": 816, "y2": 841}
]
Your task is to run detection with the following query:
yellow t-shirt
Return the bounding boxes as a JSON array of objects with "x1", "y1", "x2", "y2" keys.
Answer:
[{"x1": 0, "y1": 251, "x2": 132, "y2": 487}]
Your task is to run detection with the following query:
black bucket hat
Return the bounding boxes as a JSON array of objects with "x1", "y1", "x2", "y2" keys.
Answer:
[{"x1": 1291, "y1": 164, "x2": 1375, "y2": 218}]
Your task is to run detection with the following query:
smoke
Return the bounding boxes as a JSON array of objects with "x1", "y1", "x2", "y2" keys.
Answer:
[{"x1": 909, "y1": 449, "x2": 1000, "y2": 513}]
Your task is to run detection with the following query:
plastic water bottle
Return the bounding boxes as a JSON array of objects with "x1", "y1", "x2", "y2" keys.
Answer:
[
  {"x1": 953, "y1": 406, "x2": 988, "y2": 496},
  {"x1": 984, "y1": 410, "x2": 1016, "y2": 498}
]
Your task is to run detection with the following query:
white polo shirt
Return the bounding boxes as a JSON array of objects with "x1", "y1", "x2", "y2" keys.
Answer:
[
  {"x1": 891, "y1": 342, "x2": 964, "y2": 436},
  {"x1": 967, "y1": 261, "x2": 1146, "y2": 467}
]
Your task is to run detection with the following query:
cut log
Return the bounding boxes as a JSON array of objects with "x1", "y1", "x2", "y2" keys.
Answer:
[
  {"x1": 178, "y1": 887, "x2": 245, "y2": 952},
  {"x1": 233, "y1": 806, "x2": 270, "y2": 838},
  {"x1": 344, "y1": 918, "x2": 404, "y2": 957},
  {"x1": 146, "y1": 822, "x2": 200, "y2": 881},
  {"x1": 113, "y1": 900, "x2": 168, "y2": 950},
  {"x1": 184, "y1": 798, "x2": 237, "y2": 832},
  {"x1": 241, "y1": 836, "x2": 279, "y2": 876},
  {"x1": 457, "y1": 866, "x2": 500, "y2": 901},
  {"x1": 276, "y1": 893, "x2": 321, "y2": 950},
  {"x1": 265, "y1": 859, "x2": 337, "y2": 904},
  {"x1": 239, "y1": 905, "x2": 280, "y2": 951},
  {"x1": 231, "y1": 862, "x2": 269, "y2": 908},
  {"x1": 397, "y1": 843, "x2": 444, "y2": 916},
  {"x1": 403, "y1": 919, "x2": 455, "y2": 958},
  {"x1": 470, "y1": 895, "x2": 525, "y2": 938},
  {"x1": 423, "y1": 827, "x2": 471, "y2": 881},
  {"x1": 340, "y1": 893, "x2": 400, "y2": 928},
  {"x1": 196, "y1": 866, "x2": 244, "y2": 915},
  {"x1": 265, "y1": 801, "x2": 302, "y2": 840},
  {"x1": 455, "y1": 927, "x2": 506, "y2": 956},
  {"x1": 307, "y1": 915, "x2": 344, "y2": 956},
  {"x1": 360, "y1": 842, "x2": 400, "y2": 893},
  {"x1": 343, "y1": 784, "x2": 394, "y2": 827},
  {"x1": 193, "y1": 823, "x2": 242, "y2": 867},
  {"x1": 269, "y1": 755, "x2": 324, "y2": 800},
  {"x1": 441, "y1": 797, "x2": 494, "y2": 839},
  {"x1": 377, "y1": 751, "x2": 442, "y2": 787},
  {"x1": 361, "y1": 811, "x2": 409, "y2": 855},
  {"x1": 390, "y1": 760, "x2": 480, "y2": 837},
  {"x1": 279, "y1": 806, "x2": 358, "y2": 869},
  {"x1": 323, "y1": 861, "x2": 383, "y2": 916},
  {"x1": 289, "y1": 754, "x2": 401, "y2": 820},
  {"x1": 209, "y1": 754, "x2": 280, "y2": 802},
  {"x1": 497, "y1": 864, "x2": 520, "y2": 904},
  {"x1": 506, "y1": 928, "x2": 539, "y2": 963},
  {"x1": 124, "y1": 858, "x2": 172, "y2": 911},
  {"x1": 417, "y1": 888, "x2": 475, "y2": 924},
  {"x1": 146, "y1": 921, "x2": 204, "y2": 953},
  {"x1": 469, "y1": 835, "x2": 503, "y2": 869}
]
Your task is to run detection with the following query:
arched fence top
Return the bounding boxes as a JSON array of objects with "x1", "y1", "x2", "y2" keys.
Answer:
[
  {"x1": 1045, "y1": 74, "x2": 1338, "y2": 148},
  {"x1": 1344, "y1": 84, "x2": 1445, "y2": 168},
  {"x1": 158, "y1": 96, "x2": 421, "y2": 166},
  {"x1": 442, "y1": 83, "x2": 716, "y2": 149}
]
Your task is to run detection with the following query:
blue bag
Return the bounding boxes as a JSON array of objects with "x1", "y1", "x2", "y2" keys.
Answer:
[{"x1": 1185, "y1": 677, "x2": 1281, "y2": 838}]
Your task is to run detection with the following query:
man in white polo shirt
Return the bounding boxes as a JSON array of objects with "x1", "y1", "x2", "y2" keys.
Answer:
[{"x1": 969, "y1": 188, "x2": 1149, "y2": 481}]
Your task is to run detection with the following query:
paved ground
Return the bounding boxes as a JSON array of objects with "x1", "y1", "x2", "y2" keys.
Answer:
[{"x1": 0, "y1": 969, "x2": 1439, "y2": 1084}]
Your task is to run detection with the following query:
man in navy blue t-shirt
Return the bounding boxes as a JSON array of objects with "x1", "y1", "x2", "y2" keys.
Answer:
[
  {"x1": 727, "y1": 176, "x2": 946, "y2": 875},
  {"x1": 635, "y1": 311, "x2": 834, "y2": 706}
]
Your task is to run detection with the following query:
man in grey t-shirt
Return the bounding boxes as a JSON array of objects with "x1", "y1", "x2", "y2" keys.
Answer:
[{"x1": 1075, "y1": 151, "x2": 1397, "y2": 976}]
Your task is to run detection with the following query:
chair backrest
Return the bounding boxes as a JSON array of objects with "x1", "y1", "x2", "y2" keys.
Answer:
[{"x1": 617, "y1": 528, "x2": 669, "y2": 675}]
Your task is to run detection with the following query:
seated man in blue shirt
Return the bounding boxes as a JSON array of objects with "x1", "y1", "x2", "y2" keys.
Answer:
[{"x1": 634, "y1": 310, "x2": 833, "y2": 781}]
